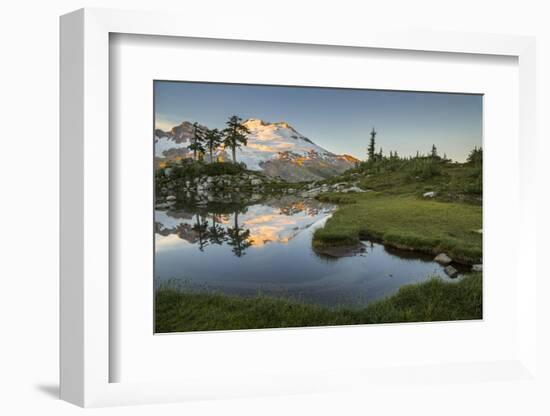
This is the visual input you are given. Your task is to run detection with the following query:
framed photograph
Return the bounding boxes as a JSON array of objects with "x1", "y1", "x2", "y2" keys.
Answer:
[{"x1": 60, "y1": 8, "x2": 539, "y2": 408}]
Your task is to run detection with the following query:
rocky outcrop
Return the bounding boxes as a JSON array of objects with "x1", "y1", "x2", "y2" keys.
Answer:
[
  {"x1": 434, "y1": 253, "x2": 453, "y2": 265},
  {"x1": 299, "y1": 182, "x2": 369, "y2": 198},
  {"x1": 444, "y1": 265, "x2": 459, "y2": 278},
  {"x1": 157, "y1": 172, "x2": 276, "y2": 206}
]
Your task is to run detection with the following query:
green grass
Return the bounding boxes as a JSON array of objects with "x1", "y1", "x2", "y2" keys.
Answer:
[
  {"x1": 155, "y1": 273, "x2": 482, "y2": 333},
  {"x1": 326, "y1": 160, "x2": 482, "y2": 202},
  {"x1": 360, "y1": 162, "x2": 482, "y2": 202},
  {"x1": 314, "y1": 192, "x2": 482, "y2": 264}
]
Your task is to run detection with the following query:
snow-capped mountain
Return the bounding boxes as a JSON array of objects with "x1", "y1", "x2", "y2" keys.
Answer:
[{"x1": 155, "y1": 119, "x2": 359, "y2": 181}]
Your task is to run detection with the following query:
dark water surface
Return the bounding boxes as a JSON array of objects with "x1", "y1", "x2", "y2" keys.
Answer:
[{"x1": 155, "y1": 197, "x2": 463, "y2": 307}]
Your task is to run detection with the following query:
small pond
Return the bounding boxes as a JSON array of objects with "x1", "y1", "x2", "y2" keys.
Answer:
[{"x1": 155, "y1": 196, "x2": 464, "y2": 307}]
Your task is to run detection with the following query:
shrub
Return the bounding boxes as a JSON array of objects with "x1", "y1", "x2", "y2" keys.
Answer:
[
  {"x1": 202, "y1": 161, "x2": 246, "y2": 176},
  {"x1": 158, "y1": 159, "x2": 248, "y2": 180}
]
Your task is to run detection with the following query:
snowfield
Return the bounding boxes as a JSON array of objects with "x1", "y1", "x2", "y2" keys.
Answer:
[{"x1": 234, "y1": 119, "x2": 333, "y2": 170}]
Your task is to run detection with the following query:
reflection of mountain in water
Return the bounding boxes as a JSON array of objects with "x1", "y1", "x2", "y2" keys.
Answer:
[{"x1": 155, "y1": 197, "x2": 334, "y2": 256}]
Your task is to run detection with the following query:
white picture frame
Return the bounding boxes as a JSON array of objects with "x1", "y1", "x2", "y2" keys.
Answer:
[{"x1": 60, "y1": 7, "x2": 538, "y2": 408}]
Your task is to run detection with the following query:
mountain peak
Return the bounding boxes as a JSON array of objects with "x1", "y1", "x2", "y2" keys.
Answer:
[
  {"x1": 274, "y1": 121, "x2": 291, "y2": 129},
  {"x1": 244, "y1": 118, "x2": 269, "y2": 128},
  {"x1": 244, "y1": 118, "x2": 294, "y2": 130}
]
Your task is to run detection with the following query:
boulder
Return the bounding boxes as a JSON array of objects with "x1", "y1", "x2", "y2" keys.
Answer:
[
  {"x1": 166, "y1": 195, "x2": 177, "y2": 201},
  {"x1": 444, "y1": 265, "x2": 459, "y2": 278},
  {"x1": 301, "y1": 188, "x2": 321, "y2": 198},
  {"x1": 341, "y1": 186, "x2": 366, "y2": 193},
  {"x1": 423, "y1": 191, "x2": 437, "y2": 198},
  {"x1": 472, "y1": 264, "x2": 483, "y2": 272},
  {"x1": 250, "y1": 178, "x2": 263, "y2": 186},
  {"x1": 434, "y1": 253, "x2": 452, "y2": 265}
]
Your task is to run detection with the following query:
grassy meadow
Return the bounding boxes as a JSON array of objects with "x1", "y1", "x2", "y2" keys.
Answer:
[
  {"x1": 314, "y1": 155, "x2": 483, "y2": 264},
  {"x1": 314, "y1": 193, "x2": 482, "y2": 264}
]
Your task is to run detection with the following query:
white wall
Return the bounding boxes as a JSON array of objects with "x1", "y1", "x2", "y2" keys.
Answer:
[{"x1": 0, "y1": 0, "x2": 548, "y2": 415}]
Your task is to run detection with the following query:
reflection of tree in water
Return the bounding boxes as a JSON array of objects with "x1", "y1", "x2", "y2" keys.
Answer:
[
  {"x1": 226, "y1": 210, "x2": 253, "y2": 257},
  {"x1": 158, "y1": 198, "x2": 332, "y2": 256},
  {"x1": 191, "y1": 213, "x2": 210, "y2": 251},
  {"x1": 208, "y1": 215, "x2": 227, "y2": 246}
]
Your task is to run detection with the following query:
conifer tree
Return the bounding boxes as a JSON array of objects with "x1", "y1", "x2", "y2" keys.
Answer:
[
  {"x1": 223, "y1": 115, "x2": 250, "y2": 163},
  {"x1": 204, "y1": 128, "x2": 223, "y2": 163},
  {"x1": 367, "y1": 127, "x2": 377, "y2": 161},
  {"x1": 467, "y1": 146, "x2": 482, "y2": 164},
  {"x1": 188, "y1": 122, "x2": 206, "y2": 161}
]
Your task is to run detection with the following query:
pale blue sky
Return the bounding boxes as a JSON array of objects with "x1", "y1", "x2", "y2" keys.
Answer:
[{"x1": 155, "y1": 81, "x2": 482, "y2": 162}]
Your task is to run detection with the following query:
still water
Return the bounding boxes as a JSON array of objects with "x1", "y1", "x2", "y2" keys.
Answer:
[{"x1": 155, "y1": 196, "x2": 462, "y2": 307}]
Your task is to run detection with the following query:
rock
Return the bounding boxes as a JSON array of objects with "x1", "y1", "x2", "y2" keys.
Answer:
[
  {"x1": 341, "y1": 186, "x2": 366, "y2": 193},
  {"x1": 472, "y1": 264, "x2": 483, "y2": 272},
  {"x1": 444, "y1": 265, "x2": 459, "y2": 278},
  {"x1": 301, "y1": 188, "x2": 321, "y2": 198},
  {"x1": 434, "y1": 253, "x2": 452, "y2": 265},
  {"x1": 166, "y1": 195, "x2": 177, "y2": 201},
  {"x1": 250, "y1": 178, "x2": 262, "y2": 186},
  {"x1": 423, "y1": 191, "x2": 437, "y2": 198},
  {"x1": 287, "y1": 188, "x2": 296, "y2": 194}
]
